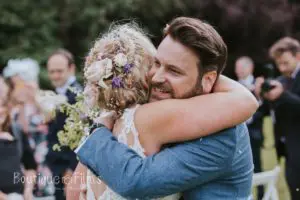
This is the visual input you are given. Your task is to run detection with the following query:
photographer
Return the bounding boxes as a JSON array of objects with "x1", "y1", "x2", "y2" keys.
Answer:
[
  {"x1": 256, "y1": 37, "x2": 300, "y2": 200},
  {"x1": 235, "y1": 56, "x2": 267, "y2": 200}
]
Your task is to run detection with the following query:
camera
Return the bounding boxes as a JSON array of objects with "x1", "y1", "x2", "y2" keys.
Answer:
[{"x1": 260, "y1": 64, "x2": 275, "y2": 95}]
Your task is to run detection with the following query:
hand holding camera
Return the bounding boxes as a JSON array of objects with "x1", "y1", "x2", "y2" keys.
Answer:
[
  {"x1": 254, "y1": 63, "x2": 284, "y2": 101},
  {"x1": 255, "y1": 78, "x2": 283, "y2": 101},
  {"x1": 263, "y1": 80, "x2": 284, "y2": 101}
]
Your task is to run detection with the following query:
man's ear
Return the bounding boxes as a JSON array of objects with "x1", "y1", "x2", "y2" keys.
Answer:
[
  {"x1": 296, "y1": 52, "x2": 300, "y2": 61},
  {"x1": 70, "y1": 64, "x2": 76, "y2": 75},
  {"x1": 201, "y1": 71, "x2": 217, "y2": 94}
]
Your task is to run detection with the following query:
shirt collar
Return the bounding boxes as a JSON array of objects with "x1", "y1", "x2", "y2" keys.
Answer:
[
  {"x1": 291, "y1": 63, "x2": 300, "y2": 79},
  {"x1": 238, "y1": 75, "x2": 254, "y2": 87},
  {"x1": 55, "y1": 76, "x2": 76, "y2": 95}
]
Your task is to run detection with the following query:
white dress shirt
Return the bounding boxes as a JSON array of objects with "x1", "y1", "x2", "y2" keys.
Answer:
[{"x1": 55, "y1": 76, "x2": 76, "y2": 95}]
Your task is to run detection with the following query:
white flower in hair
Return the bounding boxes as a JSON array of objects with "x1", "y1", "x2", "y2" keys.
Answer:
[
  {"x1": 84, "y1": 58, "x2": 113, "y2": 88},
  {"x1": 114, "y1": 53, "x2": 127, "y2": 67}
]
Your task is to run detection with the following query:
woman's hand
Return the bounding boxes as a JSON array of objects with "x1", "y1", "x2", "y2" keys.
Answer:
[
  {"x1": 23, "y1": 188, "x2": 33, "y2": 200},
  {"x1": 0, "y1": 191, "x2": 8, "y2": 200},
  {"x1": 23, "y1": 170, "x2": 36, "y2": 200},
  {"x1": 66, "y1": 163, "x2": 87, "y2": 200},
  {"x1": 0, "y1": 132, "x2": 14, "y2": 141}
]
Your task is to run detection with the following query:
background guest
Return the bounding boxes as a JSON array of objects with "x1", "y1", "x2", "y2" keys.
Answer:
[
  {"x1": 256, "y1": 37, "x2": 300, "y2": 200},
  {"x1": 2, "y1": 58, "x2": 54, "y2": 198},
  {"x1": 235, "y1": 56, "x2": 268, "y2": 200},
  {"x1": 0, "y1": 77, "x2": 37, "y2": 200},
  {"x1": 45, "y1": 49, "x2": 82, "y2": 200}
]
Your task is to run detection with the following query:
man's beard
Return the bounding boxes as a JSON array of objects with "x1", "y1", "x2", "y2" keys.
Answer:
[{"x1": 148, "y1": 81, "x2": 203, "y2": 102}]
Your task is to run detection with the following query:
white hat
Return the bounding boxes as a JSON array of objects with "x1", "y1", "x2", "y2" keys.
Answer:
[{"x1": 3, "y1": 58, "x2": 40, "y2": 82}]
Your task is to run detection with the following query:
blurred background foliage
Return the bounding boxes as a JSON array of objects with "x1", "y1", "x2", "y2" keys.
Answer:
[{"x1": 1, "y1": 0, "x2": 300, "y2": 88}]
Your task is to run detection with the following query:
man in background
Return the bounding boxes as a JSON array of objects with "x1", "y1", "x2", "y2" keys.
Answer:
[
  {"x1": 256, "y1": 37, "x2": 300, "y2": 200},
  {"x1": 235, "y1": 56, "x2": 266, "y2": 200},
  {"x1": 45, "y1": 49, "x2": 82, "y2": 200}
]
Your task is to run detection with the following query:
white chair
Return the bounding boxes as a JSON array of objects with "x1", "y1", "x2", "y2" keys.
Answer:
[{"x1": 252, "y1": 166, "x2": 281, "y2": 200}]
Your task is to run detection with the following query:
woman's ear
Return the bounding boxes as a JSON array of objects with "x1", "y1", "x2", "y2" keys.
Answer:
[{"x1": 201, "y1": 71, "x2": 217, "y2": 94}]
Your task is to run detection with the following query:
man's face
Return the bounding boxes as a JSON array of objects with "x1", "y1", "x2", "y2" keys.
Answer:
[
  {"x1": 275, "y1": 51, "x2": 298, "y2": 77},
  {"x1": 47, "y1": 54, "x2": 72, "y2": 88},
  {"x1": 148, "y1": 35, "x2": 200, "y2": 102},
  {"x1": 235, "y1": 60, "x2": 253, "y2": 80}
]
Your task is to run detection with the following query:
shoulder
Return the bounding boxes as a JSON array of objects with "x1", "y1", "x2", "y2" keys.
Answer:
[
  {"x1": 164, "y1": 125, "x2": 246, "y2": 169},
  {"x1": 179, "y1": 124, "x2": 247, "y2": 158}
]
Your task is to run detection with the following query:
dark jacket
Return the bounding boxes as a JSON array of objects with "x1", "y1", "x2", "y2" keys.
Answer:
[
  {"x1": 0, "y1": 127, "x2": 37, "y2": 194},
  {"x1": 272, "y1": 70, "x2": 300, "y2": 168},
  {"x1": 242, "y1": 78, "x2": 268, "y2": 141},
  {"x1": 46, "y1": 80, "x2": 82, "y2": 174},
  {"x1": 247, "y1": 101, "x2": 269, "y2": 141}
]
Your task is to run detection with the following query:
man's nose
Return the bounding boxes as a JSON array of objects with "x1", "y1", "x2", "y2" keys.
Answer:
[{"x1": 151, "y1": 67, "x2": 166, "y2": 83}]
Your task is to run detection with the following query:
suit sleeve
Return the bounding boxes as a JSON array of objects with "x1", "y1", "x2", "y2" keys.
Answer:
[
  {"x1": 76, "y1": 127, "x2": 235, "y2": 199},
  {"x1": 274, "y1": 90, "x2": 300, "y2": 112}
]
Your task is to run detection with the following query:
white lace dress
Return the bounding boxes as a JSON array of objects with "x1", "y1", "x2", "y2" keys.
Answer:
[{"x1": 85, "y1": 105, "x2": 180, "y2": 200}]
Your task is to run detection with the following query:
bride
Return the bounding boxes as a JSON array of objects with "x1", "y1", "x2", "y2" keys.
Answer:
[{"x1": 68, "y1": 23, "x2": 257, "y2": 200}]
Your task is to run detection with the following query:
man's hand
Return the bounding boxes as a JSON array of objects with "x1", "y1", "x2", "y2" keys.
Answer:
[
  {"x1": 263, "y1": 80, "x2": 284, "y2": 101},
  {"x1": 94, "y1": 111, "x2": 117, "y2": 130}
]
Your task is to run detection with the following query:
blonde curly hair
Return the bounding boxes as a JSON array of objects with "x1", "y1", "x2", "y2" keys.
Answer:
[{"x1": 84, "y1": 23, "x2": 156, "y2": 115}]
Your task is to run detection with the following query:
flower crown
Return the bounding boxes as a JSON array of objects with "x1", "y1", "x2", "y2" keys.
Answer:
[{"x1": 84, "y1": 52, "x2": 134, "y2": 89}]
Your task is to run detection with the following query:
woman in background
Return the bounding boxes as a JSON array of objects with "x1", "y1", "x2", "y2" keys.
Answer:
[
  {"x1": 0, "y1": 77, "x2": 37, "y2": 200},
  {"x1": 3, "y1": 58, "x2": 54, "y2": 197}
]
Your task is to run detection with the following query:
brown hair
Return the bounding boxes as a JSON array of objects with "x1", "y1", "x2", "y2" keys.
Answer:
[
  {"x1": 48, "y1": 48, "x2": 75, "y2": 66},
  {"x1": 1, "y1": 103, "x2": 11, "y2": 132},
  {"x1": 269, "y1": 37, "x2": 300, "y2": 59},
  {"x1": 0, "y1": 77, "x2": 11, "y2": 132},
  {"x1": 164, "y1": 17, "x2": 228, "y2": 76}
]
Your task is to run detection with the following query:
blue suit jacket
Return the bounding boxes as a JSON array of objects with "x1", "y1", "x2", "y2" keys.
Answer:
[{"x1": 77, "y1": 123, "x2": 253, "y2": 200}]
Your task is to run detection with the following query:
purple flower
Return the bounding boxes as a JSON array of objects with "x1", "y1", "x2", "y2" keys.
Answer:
[
  {"x1": 124, "y1": 63, "x2": 133, "y2": 74},
  {"x1": 112, "y1": 76, "x2": 123, "y2": 88}
]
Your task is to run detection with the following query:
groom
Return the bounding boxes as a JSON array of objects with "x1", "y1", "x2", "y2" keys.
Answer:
[{"x1": 76, "y1": 17, "x2": 254, "y2": 199}]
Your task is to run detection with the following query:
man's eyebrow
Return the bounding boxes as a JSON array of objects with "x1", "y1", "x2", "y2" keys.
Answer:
[{"x1": 165, "y1": 64, "x2": 185, "y2": 74}]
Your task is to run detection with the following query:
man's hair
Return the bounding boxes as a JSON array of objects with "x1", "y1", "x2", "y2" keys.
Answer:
[
  {"x1": 236, "y1": 56, "x2": 254, "y2": 68},
  {"x1": 164, "y1": 17, "x2": 227, "y2": 76},
  {"x1": 48, "y1": 48, "x2": 75, "y2": 66},
  {"x1": 269, "y1": 37, "x2": 300, "y2": 59}
]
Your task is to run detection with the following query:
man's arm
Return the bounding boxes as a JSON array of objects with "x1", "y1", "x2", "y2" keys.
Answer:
[
  {"x1": 274, "y1": 90, "x2": 300, "y2": 111},
  {"x1": 77, "y1": 127, "x2": 236, "y2": 199}
]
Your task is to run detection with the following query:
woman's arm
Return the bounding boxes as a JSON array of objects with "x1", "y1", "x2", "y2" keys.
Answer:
[
  {"x1": 135, "y1": 75, "x2": 258, "y2": 148},
  {"x1": 23, "y1": 170, "x2": 36, "y2": 200},
  {"x1": 66, "y1": 162, "x2": 87, "y2": 200}
]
